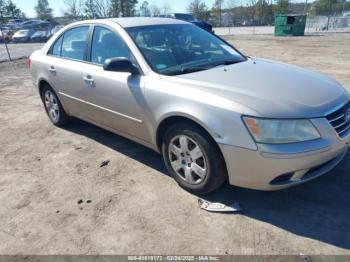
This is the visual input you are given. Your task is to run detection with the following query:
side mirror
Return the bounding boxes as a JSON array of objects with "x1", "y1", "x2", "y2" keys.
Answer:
[{"x1": 103, "y1": 57, "x2": 140, "y2": 75}]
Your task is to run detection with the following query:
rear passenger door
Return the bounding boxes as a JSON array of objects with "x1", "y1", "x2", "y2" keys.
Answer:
[
  {"x1": 46, "y1": 25, "x2": 90, "y2": 117},
  {"x1": 81, "y1": 25, "x2": 150, "y2": 142}
]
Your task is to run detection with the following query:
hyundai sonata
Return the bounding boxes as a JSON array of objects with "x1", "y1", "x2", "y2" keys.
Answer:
[{"x1": 29, "y1": 18, "x2": 350, "y2": 193}]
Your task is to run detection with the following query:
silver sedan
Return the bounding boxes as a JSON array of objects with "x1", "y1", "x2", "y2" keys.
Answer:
[{"x1": 29, "y1": 18, "x2": 350, "y2": 193}]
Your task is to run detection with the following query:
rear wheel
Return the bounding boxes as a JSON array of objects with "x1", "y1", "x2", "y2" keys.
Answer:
[
  {"x1": 41, "y1": 85, "x2": 71, "y2": 126},
  {"x1": 162, "y1": 121, "x2": 227, "y2": 194}
]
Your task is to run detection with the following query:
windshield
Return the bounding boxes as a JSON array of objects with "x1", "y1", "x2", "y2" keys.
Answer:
[{"x1": 126, "y1": 24, "x2": 246, "y2": 76}]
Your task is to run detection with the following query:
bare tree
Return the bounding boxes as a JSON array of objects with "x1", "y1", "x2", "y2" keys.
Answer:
[
  {"x1": 161, "y1": 3, "x2": 171, "y2": 15},
  {"x1": 149, "y1": 4, "x2": 161, "y2": 16},
  {"x1": 248, "y1": 0, "x2": 258, "y2": 24},
  {"x1": 212, "y1": 0, "x2": 224, "y2": 26},
  {"x1": 140, "y1": 1, "x2": 150, "y2": 16},
  {"x1": 226, "y1": 0, "x2": 238, "y2": 25},
  {"x1": 94, "y1": 0, "x2": 111, "y2": 18},
  {"x1": 64, "y1": 0, "x2": 82, "y2": 19},
  {"x1": 187, "y1": 0, "x2": 209, "y2": 20}
]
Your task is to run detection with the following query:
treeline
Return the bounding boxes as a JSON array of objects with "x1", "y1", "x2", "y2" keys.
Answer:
[
  {"x1": 1, "y1": 0, "x2": 349, "y2": 26},
  {"x1": 0, "y1": 0, "x2": 26, "y2": 19}
]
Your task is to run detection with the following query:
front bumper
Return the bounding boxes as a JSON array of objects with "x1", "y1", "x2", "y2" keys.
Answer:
[{"x1": 219, "y1": 117, "x2": 350, "y2": 190}]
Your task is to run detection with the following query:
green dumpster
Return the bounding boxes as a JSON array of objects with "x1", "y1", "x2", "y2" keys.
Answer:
[{"x1": 274, "y1": 14, "x2": 306, "y2": 36}]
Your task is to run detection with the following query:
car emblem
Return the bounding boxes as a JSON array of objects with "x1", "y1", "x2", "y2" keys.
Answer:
[{"x1": 345, "y1": 109, "x2": 350, "y2": 123}]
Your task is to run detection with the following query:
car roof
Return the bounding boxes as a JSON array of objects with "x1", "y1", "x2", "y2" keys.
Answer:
[
  {"x1": 111, "y1": 17, "x2": 188, "y2": 27},
  {"x1": 78, "y1": 17, "x2": 189, "y2": 28}
]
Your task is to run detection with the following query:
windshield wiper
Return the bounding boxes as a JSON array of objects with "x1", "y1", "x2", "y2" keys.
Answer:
[
  {"x1": 211, "y1": 59, "x2": 243, "y2": 67},
  {"x1": 163, "y1": 59, "x2": 244, "y2": 76},
  {"x1": 165, "y1": 65, "x2": 210, "y2": 76}
]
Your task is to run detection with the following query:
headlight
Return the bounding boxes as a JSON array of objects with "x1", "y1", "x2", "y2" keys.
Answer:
[{"x1": 243, "y1": 117, "x2": 320, "y2": 144}]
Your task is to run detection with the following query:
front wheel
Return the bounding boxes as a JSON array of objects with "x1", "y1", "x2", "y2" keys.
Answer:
[{"x1": 162, "y1": 122, "x2": 227, "y2": 194}]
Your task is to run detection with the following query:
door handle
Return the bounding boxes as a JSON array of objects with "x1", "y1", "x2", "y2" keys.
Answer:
[
  {"x1": 83, "y1": 75, "x2": 95, "y2": 87},
  {"x1": 48, "y1": 66, "x2": 56, "y2": 73}
]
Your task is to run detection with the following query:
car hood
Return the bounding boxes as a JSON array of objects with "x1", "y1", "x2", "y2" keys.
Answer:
[{"x1": 165, "y1": 58, "x2": 349, "y2": 118}]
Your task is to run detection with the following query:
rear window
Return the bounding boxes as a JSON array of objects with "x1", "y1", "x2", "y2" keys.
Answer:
[
  {"x1": 48, "y1": 26, "x2": 89, "y2": 61},
  {"x1": 51, "y1": 35, "x2": 63, "y2": 56}
]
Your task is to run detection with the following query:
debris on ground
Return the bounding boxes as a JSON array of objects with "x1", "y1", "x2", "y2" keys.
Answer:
[
  {"x1": 198, "y1": 198, "x2": 242, "y2": 213},
  {"x1": 77, "y1": 199, "x2": 83, "y2": 205},
  {"x1": 86, "y1": 200, "x2": 92, "y2": 204},
  {"x1": 99, "y1": 160, "x2": 110, "y2": 168}
]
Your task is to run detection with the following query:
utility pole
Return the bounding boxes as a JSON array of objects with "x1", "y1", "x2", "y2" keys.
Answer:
[
  {"x1": 326, "y1": 0, "x2": 332, "y2": 30},
  {"x1": 0, "y1": 5, "x2": 12, "y2": 62},
  {"x1": 304, "y1": 0, "x2": 308, "y2": 14},
  {"x1": 342, "y1": 0, "x2": 347, "y2": 15},
  {"x1": 219, "y1": 0, "x2": 222, "y2": 27}
]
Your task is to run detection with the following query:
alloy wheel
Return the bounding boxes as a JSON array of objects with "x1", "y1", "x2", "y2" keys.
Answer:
[
  {"x1": 168, "y1": 135, "x2": 207, "y2": 185},
  {"x1": 44, "y1": 90, "x2": 60, "y2": 123}
]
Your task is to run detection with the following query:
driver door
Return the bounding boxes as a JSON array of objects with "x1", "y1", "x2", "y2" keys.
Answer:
[{"x1": 80, "y1": 25, "x2": 150, "y2": 142}]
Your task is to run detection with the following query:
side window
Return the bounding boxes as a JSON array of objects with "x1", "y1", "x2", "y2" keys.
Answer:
[
  {"x1": 91, "y1": 26, "x2": 130, "y2": 65},
  {"x1": 51, "y1": 35, "x2": 63, "y2": 56},
  {"x1": 61, "y1": 26, "x2": 89, "y2": 61}
]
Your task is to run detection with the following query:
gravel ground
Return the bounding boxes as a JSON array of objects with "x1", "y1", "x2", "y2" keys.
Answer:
[{"x1": 0, "y1": 33, "x2": 349, "y2": 255}]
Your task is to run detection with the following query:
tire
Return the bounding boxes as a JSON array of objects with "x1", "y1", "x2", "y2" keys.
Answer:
[
  {"x1": 162, "y1": 121, "x2": 227, "y2": 194},
  {"x1": 41, "y1": 85, "x2": 72, "y2": 126}
]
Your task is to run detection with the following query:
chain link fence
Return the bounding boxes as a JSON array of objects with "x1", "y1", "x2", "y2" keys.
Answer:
[
  {"x1": 215, "y1": 15, "x2": 350, "y2": 36},
  {"x1": 208, "y1": 0, "x2": 350, "y2": 35},
  {"x1": 1, "y1": 1, "x2": 350, "y2": 62}
]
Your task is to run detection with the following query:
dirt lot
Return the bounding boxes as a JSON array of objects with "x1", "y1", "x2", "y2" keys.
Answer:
[{"x1": 0, "y1": 33, "x2": 349, "y2": 255}]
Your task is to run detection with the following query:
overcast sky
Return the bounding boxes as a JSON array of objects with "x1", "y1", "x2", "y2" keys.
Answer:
[{"x1": 12, "y1": 0, "x2": 217, "y2": 18}]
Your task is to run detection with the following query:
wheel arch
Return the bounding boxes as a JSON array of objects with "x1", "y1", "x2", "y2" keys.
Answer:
[
  {"x1": 155, "y1": 114, "x2": 229, "y2": 189},
  {"x1": 155, "y1": 114, "x2": 223, "y2": 153},
  {"x1": 38, "y1": 79, "x2": 52, "y2": 100}
]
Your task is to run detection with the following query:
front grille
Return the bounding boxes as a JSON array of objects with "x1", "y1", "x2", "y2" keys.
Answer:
[{"x1": 325, "y1": 101, "x2": 350, "y2": 137}]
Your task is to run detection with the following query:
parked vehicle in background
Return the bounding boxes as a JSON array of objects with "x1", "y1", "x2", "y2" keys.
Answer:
[
  {"x1": 21, "y1": 20, "x2": 50, "y2": 31},
  {"x1": 30, "y1": 31, "x2": 49, "y2": 43},
  {"x1": 20, "y1": 20, "x2": 42, "y2": 27},
  {"x1": 167, "y1": 13, "x2": 213, "y2": 33},
  {"x1": 12, "y1": 29, "x2": 33, "y2": 43},
  {"x1": 49, "y1": 25, "x2": 64, "y2": 38},
  {"x1": 7, "y1": 19, "x2": 24, "y2": 29},
  {"x1": 5, "y1": 21, "x2": 22, "y2": 30},
  {"x1": 29, "y1": 18, "x2": 350, "y2": 193},
  {"x1": 8, "y1": 19, "x2": 24, "y2": 24}
]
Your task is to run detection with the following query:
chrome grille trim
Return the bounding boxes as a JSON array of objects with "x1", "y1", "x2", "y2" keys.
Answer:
[
  {"x1": 328, "y1": 114, "x2": 345, "y2": 123},
  {"x1": 339, "y1": 124, "x2": 350, "y2": 135},
  {"x1": 325, "y1": 101, "x2": 350, "y2": 138},
  {"x1": 334, "y1": 121, "x2": 348, "y2": 129}
]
